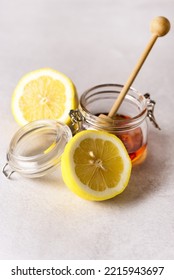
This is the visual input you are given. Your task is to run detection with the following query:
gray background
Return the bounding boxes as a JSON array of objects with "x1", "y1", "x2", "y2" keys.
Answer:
[{"x1": 0, "y1": 0, "x2": 174, "y2": 259}]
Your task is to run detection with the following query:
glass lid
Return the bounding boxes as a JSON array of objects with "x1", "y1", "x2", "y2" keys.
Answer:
[{"x1": 3, "y1": 119, "x2": 72, "y2": 179}]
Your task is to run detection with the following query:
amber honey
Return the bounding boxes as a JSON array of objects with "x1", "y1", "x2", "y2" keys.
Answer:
[
  {"x1": 117, "y1": 129, "x2": 147, "y2": 164},
  {"x1": 98, "y1": 114, "x2": 147, "y2": 164}
]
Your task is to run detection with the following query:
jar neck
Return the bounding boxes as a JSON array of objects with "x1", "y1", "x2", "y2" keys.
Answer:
[{"x1": 79, "y1": 84, "x2": 148, "y2": 131}]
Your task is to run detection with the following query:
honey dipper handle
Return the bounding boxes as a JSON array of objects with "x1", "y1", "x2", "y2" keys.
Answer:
[
  {"x1": 108, "y1": 16, "x2": 170, "y2": 118},
  {"x1": 108, "y1": 35, "x2": 158, "y2": 117}
]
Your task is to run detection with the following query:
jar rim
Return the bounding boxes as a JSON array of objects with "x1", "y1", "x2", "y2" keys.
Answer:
[{"x1": 79, "y1": 83, "x2": 147, "y2": 130}]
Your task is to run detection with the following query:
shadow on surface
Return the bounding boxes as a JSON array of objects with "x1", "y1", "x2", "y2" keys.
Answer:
[{"x1": 102, "y1": 129, "x2": 171, "y2": 206}]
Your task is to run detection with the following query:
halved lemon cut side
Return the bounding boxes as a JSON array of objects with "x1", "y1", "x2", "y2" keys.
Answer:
[
  {"x1": 12, "y1": 68, "x2": 78, "y2": 125},
  {"x1": 61, "y1": 130, "x2": 132, "y2": 201}
]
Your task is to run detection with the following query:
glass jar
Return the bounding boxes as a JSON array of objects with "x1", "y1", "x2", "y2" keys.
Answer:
[{"x1": 70, "y1": 84, "x2": 160, "y2": 165}]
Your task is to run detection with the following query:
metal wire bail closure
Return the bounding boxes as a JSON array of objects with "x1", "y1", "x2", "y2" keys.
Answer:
[
  {"x1": 69, "y1": 109, "x2": 84, "y2": 134},
  {"x1": 144, "y1": 93, "x2": 161, "y2": 130},
  {"x1": 2, "y1": 163, "x2": 15, "y2": 179}
]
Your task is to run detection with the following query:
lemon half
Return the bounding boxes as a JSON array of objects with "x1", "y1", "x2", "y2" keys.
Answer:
[
  {"x1": 61, "y1": 130, "x2": 132, "y2": 201},
  {"x1": 12, "y1": 68, "x2": 78, "y2": 125}
]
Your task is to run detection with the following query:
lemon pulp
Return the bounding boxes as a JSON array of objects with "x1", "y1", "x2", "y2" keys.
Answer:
[
  {"x1": 74, "y1": 138, "x2": 124, "y2": 191},
  {"x1": 12, "y1": 68, "x2": 78, "y2": 125},
  {"x1": 61, "y1": 130, "x2": 132, "y2": 201},
  {"x1": 19, "y1": 76, "x2": 66, "y2": 121}
]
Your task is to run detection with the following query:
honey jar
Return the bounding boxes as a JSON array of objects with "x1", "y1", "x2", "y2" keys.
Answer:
[{"x1": 70, "y1": 84, "x2": 160, "y2": 165}]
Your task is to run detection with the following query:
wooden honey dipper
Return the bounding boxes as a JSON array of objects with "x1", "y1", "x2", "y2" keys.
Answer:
[{"x1": 100, "y1": 16, "x2": 170, "y2": 120}]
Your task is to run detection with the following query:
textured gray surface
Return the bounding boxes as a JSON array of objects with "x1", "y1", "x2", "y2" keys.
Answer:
[{"x1": 0, "y1": 0, "x2": 174, "y2": 259}]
